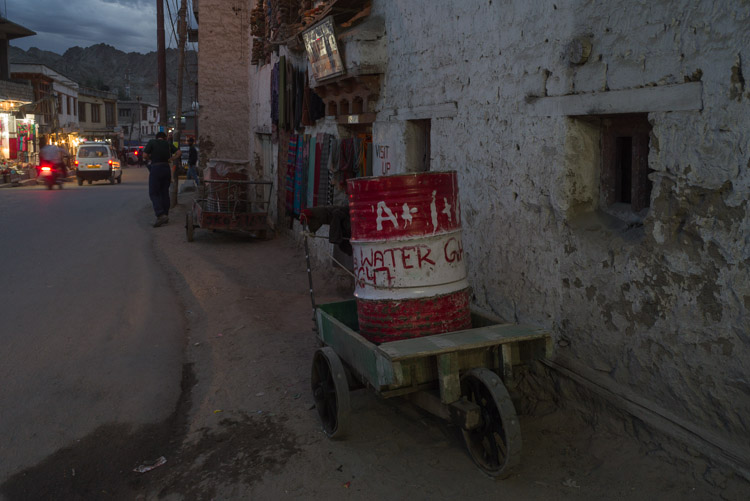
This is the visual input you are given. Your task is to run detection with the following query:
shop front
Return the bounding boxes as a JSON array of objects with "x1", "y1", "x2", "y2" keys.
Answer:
[{"x1": 0, "y1": 99, "x2": 37, "y2": 184}]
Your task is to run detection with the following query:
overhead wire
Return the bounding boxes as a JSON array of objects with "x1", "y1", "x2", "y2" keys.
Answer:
[
  {"x1": 163, "y1": 0, "x2": 198, "y2": 111},
  {"x1": 164, "y1": 0, "x2": 180, "y2": 49}
]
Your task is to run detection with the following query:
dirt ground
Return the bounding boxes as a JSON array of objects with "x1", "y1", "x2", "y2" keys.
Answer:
[{"x1": 3, "y1": 193, "x2": 747, "y2": 500}]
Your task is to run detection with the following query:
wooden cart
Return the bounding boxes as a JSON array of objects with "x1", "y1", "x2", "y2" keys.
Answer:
[
  {"x1": 311, "y1": 299, "x2": 552, "y2": 478},
  {"x1": 186, "y1": 179, "x2": 273, "y2": 241}
]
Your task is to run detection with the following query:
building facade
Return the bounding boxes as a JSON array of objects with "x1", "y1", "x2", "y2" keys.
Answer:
[
  {"x1": 117, "y1": 100, "x2": 159, "y2": 146},
  {"x1": 11, "y1": 63, "x2": 80, "y2": 155},
  {"x1": 198, "y1": 0, "x2": 750, "y2": 480},
  {"x1": 78, "y1": 87, "x2": 119, "y2": 147}
]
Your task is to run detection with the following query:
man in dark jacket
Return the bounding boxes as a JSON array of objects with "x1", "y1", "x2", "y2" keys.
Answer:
[{"x1": 144, "y1": 131, "x2": 181, "y2": 227}]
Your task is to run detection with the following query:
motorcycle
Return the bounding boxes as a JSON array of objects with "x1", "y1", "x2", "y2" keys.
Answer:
[{"x1": 39, "y1": 163, "x2": 65, "y2": 190}]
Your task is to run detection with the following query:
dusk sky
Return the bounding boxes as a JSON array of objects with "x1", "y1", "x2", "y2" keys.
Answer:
[{"x1": 6, "y1": 0, "x2": 197, "y2": 55}]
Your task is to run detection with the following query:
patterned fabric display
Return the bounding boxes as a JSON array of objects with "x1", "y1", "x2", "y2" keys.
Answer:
[
  {"x1": 293, "y1": 135, "x2": 304, "y2": 215},
  {"x1": 307, "y1": 134, "x2": 317, "y2": 208},
  {"x1": 317, "y1": 134, "x2": 330, "y2": 206},
  {"x1": 285, "y1": 133, "x2": 298, "y2": 214}
]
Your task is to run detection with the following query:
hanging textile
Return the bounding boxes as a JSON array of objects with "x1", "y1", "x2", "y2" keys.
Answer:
[
  {"x1": 326, "y1": 140, "x2": 335, "y2": 206},
  {"x1": 352, "y1": 137, "x2": 363, "y2": 177},
  {"x1": 307, "y1": 134, "x2": 317, "y2": 208},
  {"x1": 295, "y1": 69, "x2": 305, "y2": 130},
  {"x1": 286, "y1": 133, "x2": 298, "y2": 214},
  {"x1": 339, "y1": 138, "x2": 355, "y2": 188},
  {"x1": 317, "y1": 134, "x2": 330, "y2": 206},
  {"x1": 278, "y1": 57, "x2": 286, "y2": 131},
  {"x1": 299, "y1": 134, "x2": 311, "y2": 209},
  {"x1": 301, "y1": 70, "x2": 312, "y2": 126},
  {"x1": 293, "y1": 134, "x2": 305, "y2": 215},
  {"x1": 287, "y1": 60, "x2": 294, "y2": 131},
  {"x1": 271, "y1": 62, "x2": 279, "y2": 125}
]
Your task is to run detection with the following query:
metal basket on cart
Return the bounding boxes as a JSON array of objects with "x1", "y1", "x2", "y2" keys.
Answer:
[{"x1": 186, "y1": 159, "x2": 273, "y2": 241}]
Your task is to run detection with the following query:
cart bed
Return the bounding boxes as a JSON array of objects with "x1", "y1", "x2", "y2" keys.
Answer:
[{"x1": 316, "y1": 299, "x2": 551, "y2": 398}]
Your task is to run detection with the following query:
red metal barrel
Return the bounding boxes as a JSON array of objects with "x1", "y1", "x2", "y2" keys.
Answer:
[{"x1": 347, "y1": 171, "x2": 471, "y2": 343}]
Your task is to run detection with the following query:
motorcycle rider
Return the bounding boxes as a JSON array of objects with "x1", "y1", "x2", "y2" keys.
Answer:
[{"x1": 39, "y1": 143, "x2": 68, "y2": 179}]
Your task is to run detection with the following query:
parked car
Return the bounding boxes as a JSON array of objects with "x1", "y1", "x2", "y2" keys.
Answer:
[{"x1": 75, "y1": 142, "x2": 122, "y2": 185}]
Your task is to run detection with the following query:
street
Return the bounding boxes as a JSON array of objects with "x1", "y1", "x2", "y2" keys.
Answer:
[
  {"x1": 0, "y1": 168, "x2": 739, "y2": 500},
  {"x1": 0, "y1": 168, "x2": 183, "y2": 491}
]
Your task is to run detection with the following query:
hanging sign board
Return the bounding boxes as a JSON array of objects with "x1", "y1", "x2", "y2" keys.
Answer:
[{"x1": 302, "y1": 16, "x2": 345, "y2": 81}]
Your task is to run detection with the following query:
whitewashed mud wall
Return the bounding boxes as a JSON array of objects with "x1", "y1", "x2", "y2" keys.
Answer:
[
  {"x1": 198, "y1": 0, "x2": 250, "y2": 161},
  {"x1": 374, "y1": 0, "x2": 750, "y2": 470}
]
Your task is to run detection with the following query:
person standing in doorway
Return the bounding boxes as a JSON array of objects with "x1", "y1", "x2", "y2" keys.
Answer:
[
  {"x1": 143, "y1": 131, "x2": 181, "y2": 227},
  {"x1": 186, "y1": 137, "x2": 199, "y2": 185}
]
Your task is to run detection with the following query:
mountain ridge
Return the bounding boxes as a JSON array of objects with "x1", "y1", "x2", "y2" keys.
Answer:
[{"x1": 9, "y1": 43, "x2": 198, "y2": 113}]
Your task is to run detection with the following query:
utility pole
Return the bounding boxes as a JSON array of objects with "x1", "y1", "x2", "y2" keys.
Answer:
[
  {"x1": 156, "y1": 0, "x2": 167, "y2": 132},
  {"x1": 171, "y1": 0, "x2": 188, "y2": 208}
]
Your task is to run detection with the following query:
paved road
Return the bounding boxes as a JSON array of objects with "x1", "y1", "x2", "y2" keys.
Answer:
[{"x1": 0, "y1": 168, "x2": 184, "y2": 482}]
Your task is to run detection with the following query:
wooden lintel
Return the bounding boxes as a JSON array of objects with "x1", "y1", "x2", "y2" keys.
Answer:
[{"x1": 336, "y1": 112, "x2": 375, "y2": 125}]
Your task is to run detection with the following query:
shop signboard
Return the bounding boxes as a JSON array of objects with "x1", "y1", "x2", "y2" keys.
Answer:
[{"x1": 302, "y1": 16, "x2": 345, "y2": 81}]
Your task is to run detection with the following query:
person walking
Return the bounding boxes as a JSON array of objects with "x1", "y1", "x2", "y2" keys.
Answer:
[
  {"x1": 143, "y1": 132, "x2": 181, "y2": 227},
  {"x1": 186, "y1": 137, "x2": 199, "y2": 185}
]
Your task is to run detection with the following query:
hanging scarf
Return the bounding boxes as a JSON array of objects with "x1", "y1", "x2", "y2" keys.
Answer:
[{"x1": 285, "y1": 132, "x2": 298, "y2": 214}]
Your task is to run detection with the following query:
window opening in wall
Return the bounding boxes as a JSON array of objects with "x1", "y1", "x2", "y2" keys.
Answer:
[
  {"x1": 406, "y1": 119, "x2": 431, "y2": 172},
  {"x1": 601, "y1": 114, "x2": 652, "y2": 215}
]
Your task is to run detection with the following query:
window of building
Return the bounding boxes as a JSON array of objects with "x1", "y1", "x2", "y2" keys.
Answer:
[
  {"x1": 600, "y1": 114, "x2": 652, "y2": 214},
  {"x1": 92, "y1": 104, "x2": 101, "y2": 123},
  {"x1": 79, "y1": 102, "x2": 86, "y2": 122},
  {"x1": 68, "y1": 96, "x2": 73, "y2": 115},
  {"x1": 142, "y1": 107, "x2": 147, "y2": 121},
  {"x1": 105, "y1": 103, "x2": 115, "y2": 125},
  {"x1": 73, "y1": 98, "x2": 77, "y2": 116},
  {"x1": 119, "y1": 108, "x2": 130, "y2": 118},
  {"x1": 57, "y1": 93, "x2": 63, "y2": 113}
]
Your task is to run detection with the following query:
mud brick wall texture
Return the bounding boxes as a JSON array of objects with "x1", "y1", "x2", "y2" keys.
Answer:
[
  {"x1": 198, "y1": 0, "x2": 251, "y2": 161},
  {"x1": 369, "y1": 0, "x2": 750, "y2": 458}
]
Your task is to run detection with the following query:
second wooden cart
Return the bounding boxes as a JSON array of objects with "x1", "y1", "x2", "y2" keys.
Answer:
[{"x1": 186, "y1": 178, "x2": 273, "y2": 241}]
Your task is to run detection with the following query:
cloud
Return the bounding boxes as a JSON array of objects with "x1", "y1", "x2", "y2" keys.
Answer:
[{"x1": 8, "y1": 0, "x2": 160, "y2": 54}]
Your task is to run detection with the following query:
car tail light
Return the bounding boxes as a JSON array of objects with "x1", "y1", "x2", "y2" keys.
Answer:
[
  {"x1": 41, "y1": 166, "x2": 51, "y2": 172},
  {"x1": 135, "y1": 151, "x2": 139, "y2": 156},
  {"x1": 109, "y1": 160, "x2": 113, "y2": 165},
  {"x1": 75, "y1": 160, "x2": 79, "y2": 166}
]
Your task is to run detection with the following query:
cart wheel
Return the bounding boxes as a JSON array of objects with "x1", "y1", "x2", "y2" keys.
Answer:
[
  {"x1": 311, "y1": 346, "x2": 350, "y2": 439},
  {"x1": 460, "y1": 368, "x2": 521, "y2": 478},
  {"x1": 186, "y1": 212, "x2": 194, "y2": 242}
]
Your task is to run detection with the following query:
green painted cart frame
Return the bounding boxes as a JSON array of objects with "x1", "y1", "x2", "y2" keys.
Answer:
[{"x1": 310, "y1": 298, "x2": 552, "y2": 478}]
